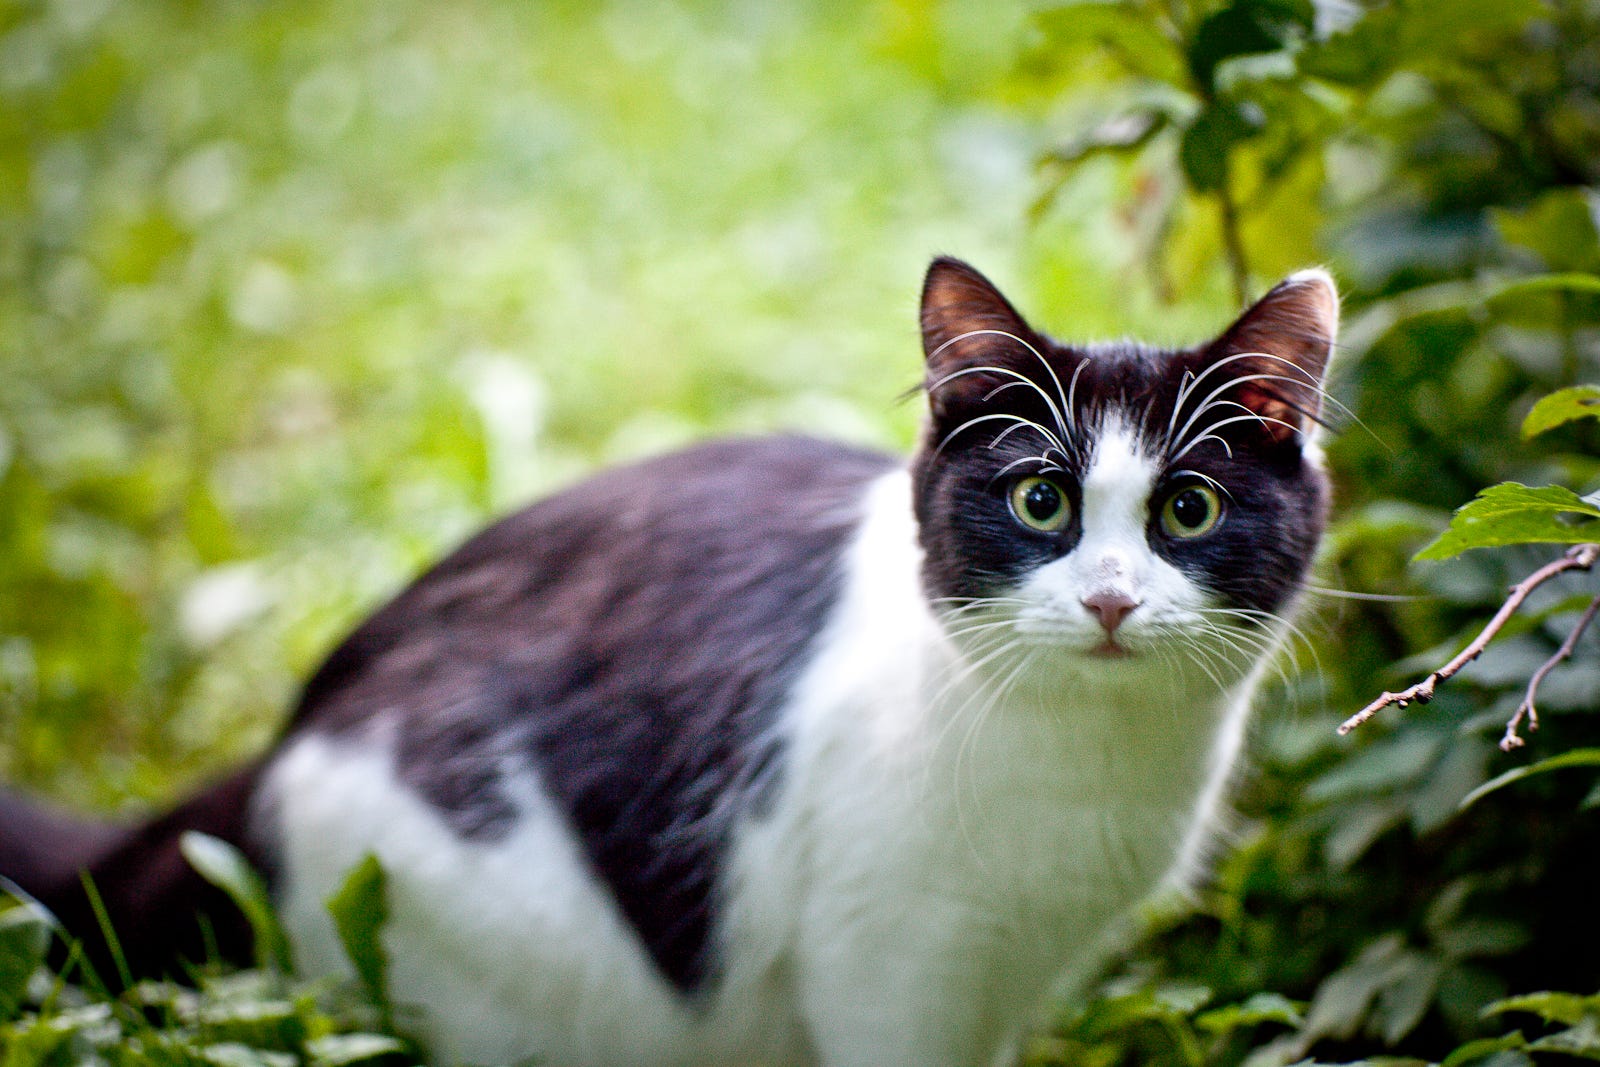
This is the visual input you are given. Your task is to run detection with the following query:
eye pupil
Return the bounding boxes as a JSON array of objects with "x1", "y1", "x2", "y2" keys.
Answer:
[
  {"x1": 1009, "y1": 476, "x2": 1071, "y2": 533},
  {"x1": 1171, "y1": 488, "x2": 1209, "y2": 528},
  {"x1": 1024, "y1": 482, "x2": 1061, "y2": 522},
  {"x1": 1160, "y1": 482, "x2": 1222, "y2": 538}
]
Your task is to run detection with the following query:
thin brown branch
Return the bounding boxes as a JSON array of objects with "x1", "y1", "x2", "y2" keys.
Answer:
[
  {"x1": 1217, "y1": 180, "x2": 1249, "y2": 308},
  {"x1": 1502, "y1": 590, "x2": 1600, "y2": 751},
  {"x1": 1339, "y1": 543, "x2": 1600, "y2": 736}
]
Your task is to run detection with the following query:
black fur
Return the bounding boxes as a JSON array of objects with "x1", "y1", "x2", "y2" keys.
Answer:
[{"x1": 290, "y1": 436, "x2": 893, "y2": 991}]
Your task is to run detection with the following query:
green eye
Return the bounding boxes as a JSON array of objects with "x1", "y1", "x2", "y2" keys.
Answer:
[
  {"x1": 1159, "y1": 484, "x2": 1222, "y2": 538},
  {"x1": 1009, "y1": 476, "x2": 1071, "y2": 533}
]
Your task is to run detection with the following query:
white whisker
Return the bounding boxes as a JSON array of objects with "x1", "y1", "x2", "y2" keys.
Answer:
[
  {"x1": 1170, "y1": 413, "x2": 1302, "y2": 461},
  {"x1": 1168, "y1": 372, "x2": 1308, "y2": 458},
  {"x1": 927, "y1": 340, "x2": 1071, "y2": 444},
  {"x1": 934, "y1": 411, "x2": 1068, "y2": 464},
  {"x1": 1065, "y1": 359, "x2": 1091, "y2": 433},
  {"x1": 992, "y1": 454, "x2": 1068, "y2": 480},
  {"x1": 1301, "y1": 584, "x2": 1423, "y2": 603}
]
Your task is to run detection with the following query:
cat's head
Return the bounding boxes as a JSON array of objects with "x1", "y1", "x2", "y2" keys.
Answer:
[{"x1": 910, "y1": 257, "x2": 1336, "y2": 678}]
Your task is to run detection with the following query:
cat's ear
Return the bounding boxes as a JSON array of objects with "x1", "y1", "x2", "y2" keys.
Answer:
[
  {"x1": 1203, "y1": 269, "x2": 1339, "y2": 445},
  {"x1": 920, "y1": 257, "x2": 1040, "y2": 421}
]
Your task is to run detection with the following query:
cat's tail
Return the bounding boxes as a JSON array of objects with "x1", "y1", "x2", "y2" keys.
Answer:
[{"x1": 0, "y1": 766, "x2": 267, "y2": 980}]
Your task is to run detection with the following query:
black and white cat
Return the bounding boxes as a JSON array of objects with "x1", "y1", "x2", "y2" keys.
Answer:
[{"x1": 0, "y1": 258, "x2": 1337, "y2": 1067}]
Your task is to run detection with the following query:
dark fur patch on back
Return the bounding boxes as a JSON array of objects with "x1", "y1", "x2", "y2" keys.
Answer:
[{"x1": 289, "y1": 436, "x2": 893, "y2": 993}]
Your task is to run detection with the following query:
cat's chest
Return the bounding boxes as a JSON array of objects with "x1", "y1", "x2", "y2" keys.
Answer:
[
  {"x1": 715, "y1": 640, "x2": 1230, "y2": 1061},
  {"x1": 777, "y1": 661, "x2": 1213, "y2": 909},
  {"x1": 755, "y1": 469, "x2": 1234, "y2": 914}
]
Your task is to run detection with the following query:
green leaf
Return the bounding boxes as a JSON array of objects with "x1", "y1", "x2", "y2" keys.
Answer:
[
  {"x1": 1196, "y1": 991, "x2": 1305, "y2": 1034},
  {"x1": 1306, "y1": 732, "x2": 1445, "y2": 802},
  {"x1": 1522, "y1": 386, "x2": 1600, "y2": 439},
  {"x1": 1486, "y1": 991, "x2": 1600, "y2": 1026},
  {"x1": 1529, "y1": 1015, "x2": 1600, "y2": 1059},
  {"x1": 195, "y1": 999, "x2": 305, "y2": 1049},
  {"x1": 1475, "y1": 1050, "x2": 1535, "y2": 1067},
  {"x1": 1459, "y1": 749, "x2": 1600, "y2": 810},
  {"x1": 1483, "y1": 272, "x2": 1600, "y2": 329},
  {"x1": 1300, "y1": 7, "x2": 1401, "y2": 85},
  {"x1": 180, "y1": 832, "x2": 295, "y2": 974},
  {"x1": 1179, "y1": 99, "x2": 1265, "y2": 192},
  {"x1": 1032, "y1": 109, "x2": 1180, "y2": 221},
  {"x1": 1043, "y1": 110, "x2": 1173, "y2": 171},
  {"x1": 326, "y1": 854, "x2": 393, "y2": 1028},
  {"x1": 1185, "y1": 0, "x2": 1313, "y2": 92},
  {"x1": 1374, "y1": 956, "x2": 1442, "y2": 1045},
  {"x1": 199, "y1": 1043, "x2": 299, "y2": 1067},
  {"x1": 1389, "y1": 0, "x2": 1546, "y2": 69},
  {"x1": 304, "y1": 1033, "x2": 408, "y2": 1067},
  {"x1": 1493, "y1": 192, "x2": 1600, "y2": 274},
  {"x1": 1432, "y1": 919, "x2": 1529, "y2": 960},
  {"x1": 1414, "y1": 483, "x2": 1600, "y2": 560},
  {"x1": 1486, "y1": 272, "x2": 1600, "y2": 306},
  {"x1": 1442, "y1": 1032, "x2": 1529, "y2": 1067},
  {"x1": 2, "y1": 1003, "x2": 117, "y2": 1064},
  {"x1": 0, "y1": 884, "x2": 55, "y2": 1022},
  {"x1": 1154, "y1": 983, "x2": 1213, "y2": 1015},
  {"x1": 1031, "y1": 1, "x2": 1188, "y2": 85},
  {"x1": 1296, "y1": 935, "x2": 1409, "y2": 1044}
]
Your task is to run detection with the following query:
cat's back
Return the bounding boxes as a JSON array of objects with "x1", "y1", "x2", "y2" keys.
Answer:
[
  {"x1": 289, "y1": 434, "x2": 895, "y2": 740},
  {"x1": 256, "y1": 434, "x2": 896, "y2": 1064}
]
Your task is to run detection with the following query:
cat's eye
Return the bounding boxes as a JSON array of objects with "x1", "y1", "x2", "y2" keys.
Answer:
[
  {"x1": 1009, "y1": 476, "x2": 1072, "y2": 534},
  {"x1": 1159, "y1": 485, "x2": 1223, "y2": 539}
]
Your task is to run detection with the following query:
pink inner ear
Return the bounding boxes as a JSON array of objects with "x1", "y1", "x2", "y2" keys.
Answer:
[
  {"x1": 919, "y1": 258, "x2": 1039, "y2": 420},
  {"x1": 1207, "y1": 271, "x2": 1340, "y2": 441},
  {"x1": 1231, "y1": 365, "x2": 1318, "y2": 443}
]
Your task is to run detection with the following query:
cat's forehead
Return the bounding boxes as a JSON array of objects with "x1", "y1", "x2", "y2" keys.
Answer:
[
  {"x1": 1050, "y1": 341, "x2": 1191, "y2": 411},
  {"x1": 1023, "y1": 341, "x2": 1205, "y2": 453},
  {"x1": 1080, "y1": 417, "x2": 1158, "y2": 487}
]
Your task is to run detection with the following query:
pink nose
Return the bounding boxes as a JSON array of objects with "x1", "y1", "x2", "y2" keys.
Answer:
[{"x1": 1082, "y1": 591, "x2": 1139, "y2": 635}]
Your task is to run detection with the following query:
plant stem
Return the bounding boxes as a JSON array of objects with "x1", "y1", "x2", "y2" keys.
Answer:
[
  {"x1": 1505, "y1": 590, "x2": 1600, "y2": 750},
  {"x1": 1218, "y1": 179, "x2": 1249, "y2": 306},
  {"x1": 1340, "y1": 543, "x2": 1600, "y2": 736},
  {"x1": 1561, "y1": 290, "x2": 1579, "y2": 382}
]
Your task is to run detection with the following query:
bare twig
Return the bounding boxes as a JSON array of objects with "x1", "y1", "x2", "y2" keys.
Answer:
[
  {"x1": 1217, "y1": 180, "x2": 1249, "y2": 308},
  {"x1": 1339, "y1": 543, "x2": 1600, "y2": 737},
  {"x1": 1502, "y1": 590, "x2": 1600, "y2": 750}
]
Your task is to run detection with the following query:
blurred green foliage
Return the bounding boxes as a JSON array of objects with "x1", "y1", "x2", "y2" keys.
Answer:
[{"x1": 5, "y1": 0, "x2": 1600, "y2": 1064}]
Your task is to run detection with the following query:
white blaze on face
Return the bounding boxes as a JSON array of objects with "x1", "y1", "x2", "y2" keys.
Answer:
[{"x1": 1016, "y1": 420, "x2": 1205, "y2": 647}]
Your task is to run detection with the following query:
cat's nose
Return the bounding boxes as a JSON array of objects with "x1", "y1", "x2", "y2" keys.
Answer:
[{"x1": 1082, "y1": 590, "x2": 1140, "y2": 635}]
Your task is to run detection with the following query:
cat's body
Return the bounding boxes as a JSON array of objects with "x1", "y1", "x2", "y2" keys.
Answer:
[{"x1": 0, "y1": 259, "x2": 1339, "y2": 1067}]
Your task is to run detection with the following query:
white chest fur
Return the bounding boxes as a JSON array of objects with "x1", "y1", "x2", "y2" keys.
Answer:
[
  {"x1": 261, "y1": 467, "x2": 1265, "y2": 1067},
  {"x1": 730, "y1": 468, "x2": 1257, "y2": 1066}
]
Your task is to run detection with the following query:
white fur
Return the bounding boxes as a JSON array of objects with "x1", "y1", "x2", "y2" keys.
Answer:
[
  {"x1": 261, "y1": 451, "x2": 1283, "y2": 1067},
  {"x1": 1013, "y1": 421, "x2": 1210, "y2": 650}
]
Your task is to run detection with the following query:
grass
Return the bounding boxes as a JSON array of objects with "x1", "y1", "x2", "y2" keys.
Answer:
[{"x1": 1, "y1": 839, "x2": 421, "y2": 1067}]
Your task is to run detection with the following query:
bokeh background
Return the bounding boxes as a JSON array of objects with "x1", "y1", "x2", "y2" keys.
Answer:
[
  {"x1": 2, "y1": 0, "x2": 1238, "y2": 805},
  {"x1": 4, "y1": 0, "x2": 1599, "y2": 1063}
]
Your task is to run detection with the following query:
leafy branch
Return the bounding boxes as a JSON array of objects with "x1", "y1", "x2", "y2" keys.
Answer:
[
  {"x1": 1339, "y1": 542, "x2": 1600, "y2": 749},
  {"x1": 1028, "y1": 0, "x2": 1329, "y2": 303},
  {"x1": 1344, "y1": 380, "x2": 1600, "y2": 751}
]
